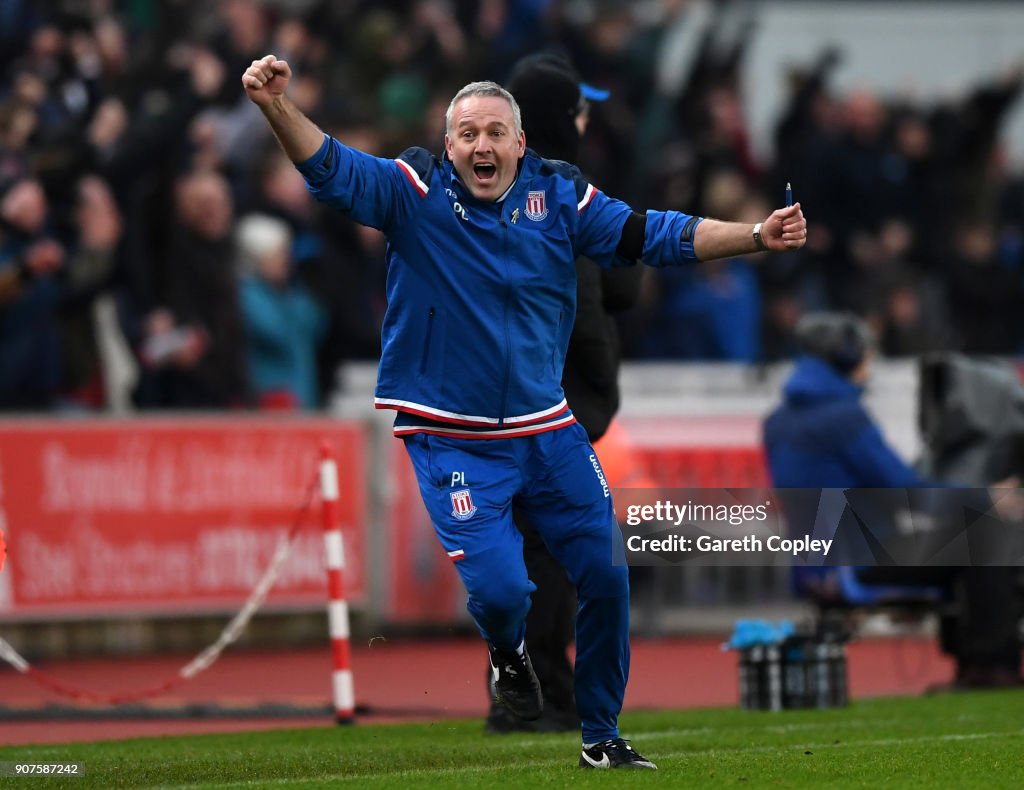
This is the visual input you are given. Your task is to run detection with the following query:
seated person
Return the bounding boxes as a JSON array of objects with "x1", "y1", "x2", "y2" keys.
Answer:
[{"x1": 763, "y1": 312, "x2": 1022, "y2": 689}]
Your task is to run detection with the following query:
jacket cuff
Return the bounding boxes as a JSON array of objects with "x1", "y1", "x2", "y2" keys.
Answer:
[{"x1": 295, "y1": 134, "x2": 333, "y2": 184}]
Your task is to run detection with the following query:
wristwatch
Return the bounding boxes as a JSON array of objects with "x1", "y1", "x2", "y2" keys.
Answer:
[{"x1": 752, "y1": 222, "x2": 767, "y2": 252}]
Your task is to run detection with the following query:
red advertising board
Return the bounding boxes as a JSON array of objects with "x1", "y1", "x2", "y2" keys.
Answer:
[
  {"x1": 0, "y1": 419, "x2": 366, "y2": 618},
  {"x1": 386, "y1": 443, "x2": 461, "y2": 623},
  {"x1": 620, "y1": 415, "x2": 768, "y2": 488}
]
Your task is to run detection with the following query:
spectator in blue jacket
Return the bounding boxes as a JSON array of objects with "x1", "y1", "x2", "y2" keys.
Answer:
[
  {"x1": 243, "y1": 53, "x2": 806, "y2": 771},
  {"x1": 764, "y1": 312, "x2": 928, "y2": 489},
  {"x1": 764, "y1": 312, "x2": 1022, "y2": 689}
]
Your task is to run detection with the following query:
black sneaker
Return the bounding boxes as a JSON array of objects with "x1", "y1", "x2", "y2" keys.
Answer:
[
  {"x1": 579, "y1": 738, "x2": 657, "y2": 770},
  {"x1": 487, "y1": 643, "x2": 543, "y2": 721}
]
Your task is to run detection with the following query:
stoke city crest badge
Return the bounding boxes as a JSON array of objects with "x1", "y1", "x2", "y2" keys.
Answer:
[
  {"x1": 450, "y1": 489, "x2": 478, "y2": 520},
  {"x1": 525, "y1": 190, "x2": 548, "y2": 221}
]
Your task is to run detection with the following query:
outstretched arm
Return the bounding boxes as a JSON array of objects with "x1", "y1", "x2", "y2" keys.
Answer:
[
  {"x1": 242, "y1": 55, "x2": 324, "y2": 163},
  {"x1": 693, "y1": 203, "x2": 806, "y2": 261}
]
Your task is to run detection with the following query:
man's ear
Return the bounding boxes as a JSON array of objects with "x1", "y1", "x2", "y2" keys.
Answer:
[
  {"x1": 518, "y1": 131, "x2": 526, "y2": 158},
  {"x1": 444, "y1": 134, "x2": 453, "y2": 158}
]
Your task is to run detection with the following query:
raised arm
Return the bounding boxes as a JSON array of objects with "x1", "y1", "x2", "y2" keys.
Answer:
[
  {"x1": 242, "y1": 55, "x2": 324, "y2": 163},
  {"x1": 693, "y1": 203, "x2": 806, "y2": 261},
  {"x1": 575, "y1": 181, "x2": 807, "y2": 270}
]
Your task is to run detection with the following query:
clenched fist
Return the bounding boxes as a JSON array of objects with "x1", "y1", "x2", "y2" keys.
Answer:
[
  {"x1": 242, "y1": 55, "x2": 292, "y2": 107},
  {"x1": 760, "y1": 203, "x2": 807, "y2": 252}
]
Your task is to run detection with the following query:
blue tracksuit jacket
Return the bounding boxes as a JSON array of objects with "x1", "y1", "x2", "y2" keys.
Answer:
[{"x1": 296, "y1": 135, "x2": 702, "y2": 436}]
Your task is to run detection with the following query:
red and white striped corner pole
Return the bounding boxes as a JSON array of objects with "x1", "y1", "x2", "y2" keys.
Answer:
[{"x1": 319, "y1": 441, "x2": 355, "y2": 724}]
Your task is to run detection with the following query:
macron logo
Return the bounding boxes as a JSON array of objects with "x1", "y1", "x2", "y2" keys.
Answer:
[
  {"x1": 590, "y1": 454, "x2": 610, "y2": 498},
  {"x1": 445, "y1": 188, "x2": 469, "y2": 221}
]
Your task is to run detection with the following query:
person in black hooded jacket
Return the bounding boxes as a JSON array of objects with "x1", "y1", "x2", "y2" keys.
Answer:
[{"x1": 483, "y1": 52, "x2": 644, "y2": 734}]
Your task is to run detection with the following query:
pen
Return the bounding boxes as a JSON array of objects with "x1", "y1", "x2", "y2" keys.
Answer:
[{"x1": 785, "y1": 182, "x2": 792, "y2": 208}]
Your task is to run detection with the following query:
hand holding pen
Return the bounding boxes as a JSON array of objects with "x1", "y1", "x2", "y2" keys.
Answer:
[{"x1": 754, "y1": 182, "x2": 805, "y2": 252}]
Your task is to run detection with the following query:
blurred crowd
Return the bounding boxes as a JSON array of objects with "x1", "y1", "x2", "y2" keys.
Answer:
[{"x1": 1, "y1": 0, "x2": 1022, "y2": 413}]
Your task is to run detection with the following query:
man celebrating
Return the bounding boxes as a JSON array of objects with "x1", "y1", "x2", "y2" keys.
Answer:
[
  {"x1": 482, "y1": 52, "x2": 641, "y2": 736},
  {"x1": 243, "y1": 54, "x2": 805, "y2": 770}
]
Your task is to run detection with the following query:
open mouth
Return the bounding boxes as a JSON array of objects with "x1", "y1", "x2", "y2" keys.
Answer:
[{"x1": 473, "y1": 162, "x2": 496, "y2": 181}]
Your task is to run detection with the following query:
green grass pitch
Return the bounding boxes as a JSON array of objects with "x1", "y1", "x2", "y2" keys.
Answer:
[{"x1": 2, "y1": 691, "x2": 1023, "y2": 788}]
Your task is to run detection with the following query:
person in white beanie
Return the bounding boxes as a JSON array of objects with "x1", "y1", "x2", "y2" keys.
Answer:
[{"x1": 237, "y1": 213, "x2": 327, "y2": 409}]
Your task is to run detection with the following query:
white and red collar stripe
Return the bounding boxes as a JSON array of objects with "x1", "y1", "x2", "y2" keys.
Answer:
[
  {"x1": 577, "y1": 183, "x2": 597, "y2": 212},
  {"x1": 395, "y1": 158, "x2": 429, "y2": 196}
]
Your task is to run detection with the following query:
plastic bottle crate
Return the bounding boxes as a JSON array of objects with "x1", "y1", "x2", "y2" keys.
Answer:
[{"x1": 739, "y1": 638, "x2": 848, "y2": 710}]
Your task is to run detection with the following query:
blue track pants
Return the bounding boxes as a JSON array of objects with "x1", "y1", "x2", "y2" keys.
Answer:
[{"x1": 402, "y1": 421, "x2": 630, "y2": 743}]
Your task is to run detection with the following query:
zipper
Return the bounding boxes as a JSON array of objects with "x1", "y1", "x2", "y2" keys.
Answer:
[
  {"x1": 552, "y1": 310, "x2": 563, "y2": 373},
  {"x1": 498, "y1": 215, "x2": 512, "y2": 426}
]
